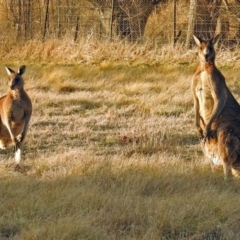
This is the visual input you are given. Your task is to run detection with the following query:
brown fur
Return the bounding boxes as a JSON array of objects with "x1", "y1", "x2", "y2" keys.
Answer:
[
  {"x1": 0, "y1": 65, "x2": 32, "y2": 163},
  {"x1": 192, "y1": 34, "x2": 228, "y2": 139},
  {"x1": 193, "y1": 35, "x2": 240, "y2": 178}
]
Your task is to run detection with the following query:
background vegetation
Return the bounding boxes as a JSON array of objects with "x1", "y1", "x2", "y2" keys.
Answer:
[{"x1": 1, "y1": 0, "x2": 240, "y2": 46}]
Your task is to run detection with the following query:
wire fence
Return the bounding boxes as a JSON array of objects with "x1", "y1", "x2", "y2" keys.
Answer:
[{"x1": 0, "y1": 0, "x2": 240, "y2": 49}]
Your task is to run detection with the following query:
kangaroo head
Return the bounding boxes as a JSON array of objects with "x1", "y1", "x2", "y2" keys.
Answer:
[
  {"x1": 193, "y1": 34, "x2": 220, "y2": 63},
  {"x1": 5, "y1": 65, "x2": 26, "y2": 91}
]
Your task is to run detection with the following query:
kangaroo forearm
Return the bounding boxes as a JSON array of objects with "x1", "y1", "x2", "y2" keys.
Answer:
[
  {"x1": 20, "y1": 121, "x2": 30, "y2": 142},
  {"x1": 206, "y1": 100, "x2": 226, "y2": 131}
]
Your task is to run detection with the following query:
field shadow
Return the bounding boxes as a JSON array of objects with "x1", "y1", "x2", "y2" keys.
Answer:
[
  {"x1": 0, "y1": 161, "x2": 240, "y2": 239},
  {"x1": 0, "y1": 225, "x2": 19, "y2": 239}
]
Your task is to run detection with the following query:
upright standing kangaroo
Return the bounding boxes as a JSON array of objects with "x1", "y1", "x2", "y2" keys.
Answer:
[
  {"x1": 0, "y1": 65, "x2": 32, "y2": 163},
  {"x1": 192, "y1": 35, "x2": 240, "y2": 178}
]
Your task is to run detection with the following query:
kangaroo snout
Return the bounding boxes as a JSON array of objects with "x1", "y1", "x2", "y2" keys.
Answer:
[{"x1": 9, "y1": 82, "x2": 16, "y2": 90}]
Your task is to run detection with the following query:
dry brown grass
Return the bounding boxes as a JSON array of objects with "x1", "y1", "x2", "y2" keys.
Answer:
[
  {"x1": 0, "y1": 41, "x2": 240, "y2": 239},
  {"x1": 1, "y1": 36, "x2": 240, "y2": 67}
]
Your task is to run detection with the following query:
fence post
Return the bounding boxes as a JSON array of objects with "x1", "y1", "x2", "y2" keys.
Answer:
[
  {"x1": 173, "y1": 0, "x2": 176, "y2": 46},
  {"x1": 74, "y1": 16, "x2": 80, "y2": 42},
  {"x1": 43, "y1": 0, "x2": 50, "y2": 41},
  {"x1": 186, "y1": 0, "x2": 197, "y2": 48},
  {"x1": 109, "y1": 0, "x2": 114, "y2": 41}
]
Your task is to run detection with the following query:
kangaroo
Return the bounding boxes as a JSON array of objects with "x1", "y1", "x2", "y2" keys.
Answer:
[
  {"x1": 192, "y1": 35, "x2": 240, "y2": 178},
  {"x1": 201, "y1": 124, "x2": 240, "y2": 178},
  {"x1": 0, "y1": 65, "x2": 32, "y2": 163},
  {"x1": 192, "y1": 34, "x2": 228, "y2": 140}
]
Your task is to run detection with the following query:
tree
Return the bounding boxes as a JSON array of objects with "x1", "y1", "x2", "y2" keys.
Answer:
[
  {"x1": 186, "y1": 0, "x2": 222, "y2": 47},
  {"x1": 223, "y1": 0, "x2": 240, "y2": 43},
  {"x1": 87, "y1": 0, "x2": 165, "y2": 41},
  {"x1": 117, "y1": 0, "x2": 163, "y2": 41}
]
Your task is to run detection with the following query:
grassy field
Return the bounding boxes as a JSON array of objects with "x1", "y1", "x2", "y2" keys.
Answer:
[{"x1": 0, "y1": 40, "x2": 240, "y2": 239}]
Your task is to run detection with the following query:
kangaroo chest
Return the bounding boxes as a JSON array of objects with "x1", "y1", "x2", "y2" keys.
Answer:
[
  {"x1": 196, "y1": 71, "x2": 214, "y2": 124},
  {"x1": 3, "y1": 98, "x2": 26, "y2": 123},
  {"x1": 11, "y1": 100, "x2": 25, "y2": 121}
]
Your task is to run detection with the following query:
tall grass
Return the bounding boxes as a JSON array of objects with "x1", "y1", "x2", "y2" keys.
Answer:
[
  {"x1": 0, "y1": 40, "x2": 240, "y2": 239},
  {"x1": 1, "y1": 36, "x2": 240, "y2": 66}
]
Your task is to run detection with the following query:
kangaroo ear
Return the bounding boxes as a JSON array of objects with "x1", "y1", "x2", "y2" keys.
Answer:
[
  {"x1": 18, "y1": 65, "x2": 26, "y2": 75},
  {"x1": 193, "y1": 35, "x2": 202, "y2": 46},
  {"x1": 5, "y1": 66, "x2": 15, "y2": 76},
  {"x1": 212, "y1": 34, "x2": 220, "y2": 45}
]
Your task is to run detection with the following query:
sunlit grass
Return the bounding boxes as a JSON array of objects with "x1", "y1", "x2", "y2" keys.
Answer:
[{"x1": 0, "y1": 45, "x2": 240, "y2": 239}]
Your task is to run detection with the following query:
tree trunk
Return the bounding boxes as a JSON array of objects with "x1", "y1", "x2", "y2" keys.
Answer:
[
  {"x1": 117, "y1": 0, "x2": 156, "y2": 41},
  {"x1": 87, "y1": 0, "x2": 164, "y2": 42},
  {"x1": 195, "y1": 0, "x2": 222, "y2": 39},
  {"x1": 186, "y1": 0, "x2": 222, "y2": 47}
]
